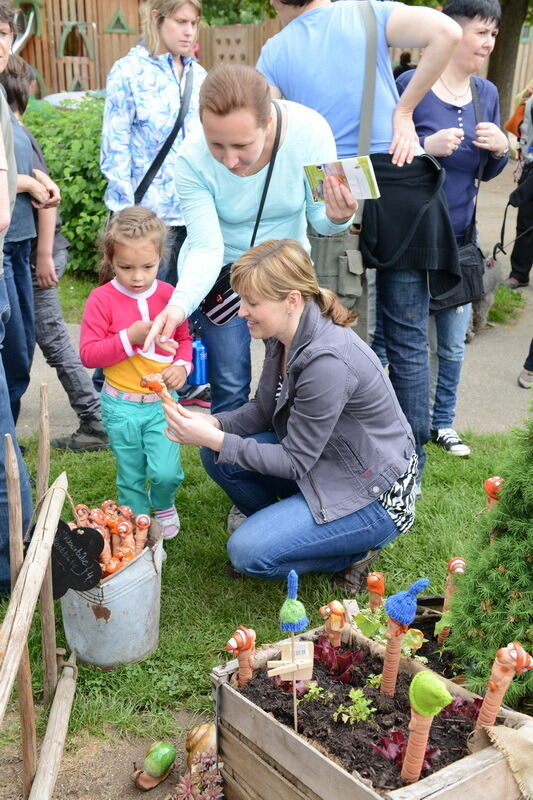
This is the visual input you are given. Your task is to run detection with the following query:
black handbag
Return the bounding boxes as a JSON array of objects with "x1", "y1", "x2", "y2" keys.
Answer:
[
  {"x1": 200, "y1": 101, "x2": 282, "y2": 325},
  {"x1": 430, "y1": 79, "x2": 489, "y2": 312}
]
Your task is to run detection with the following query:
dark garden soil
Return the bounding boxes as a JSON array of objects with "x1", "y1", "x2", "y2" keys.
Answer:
[
  {"x1": 413, "y1": 616, "x2": 463, "y2": 680},
  {"x1": 241, "y1": 637, "x2": 479, "y2": 794}
]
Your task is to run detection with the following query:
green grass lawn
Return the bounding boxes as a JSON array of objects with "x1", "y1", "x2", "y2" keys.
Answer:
[{"x1": 0, "y1": 428, "x2": 518, "y2": 743}]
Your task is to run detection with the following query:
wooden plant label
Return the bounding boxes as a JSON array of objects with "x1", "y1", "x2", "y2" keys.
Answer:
[{"x1": 50, "y1": 519, "x2": 104, "y2": 598}]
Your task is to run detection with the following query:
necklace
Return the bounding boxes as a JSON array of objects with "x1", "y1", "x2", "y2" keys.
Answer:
[{"x1": 438, "y1": 76, "x2": 470, "y2": 102}]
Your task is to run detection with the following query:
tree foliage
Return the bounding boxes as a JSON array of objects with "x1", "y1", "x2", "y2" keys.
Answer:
[
  {"x1": 448, "y1": 413, "x2": 533, "y2": 708},
  {"x1": 23, "y1": 97, "x2": 106, "y2": 277}
]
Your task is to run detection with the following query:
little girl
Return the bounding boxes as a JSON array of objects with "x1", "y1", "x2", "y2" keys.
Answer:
[{"x1": 80, "y1": 207, "x2": 192, "y2": 538}]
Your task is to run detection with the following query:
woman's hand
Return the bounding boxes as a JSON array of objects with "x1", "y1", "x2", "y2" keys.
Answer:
[
  {"x1": 424, "y1": 127, "x2": 464, "y2": 157},
  {"x1": 323, "y1": 176, "x2": 357, "y2": 224},
  {"x1": 161, "y1": 364, "x2": 187, "y2": 391},
  {"x1": 33, "y1": 169, "x2": 61, "y2": 208},
  {"x1": 27, "y1": 177, "x2": 50, "y2": 208},
  {"x1": 473, "y1": 123, "x2": 509, "y2": 158},
  {"x1": 389, "y1": 107, "x2": 420, "y2": 167},
  {"x1": 164, "y1": 402, "x2": 224, "y2": 450},
  {"x1": 143, "y1": 305, "x2": 185, "y2": 355}
]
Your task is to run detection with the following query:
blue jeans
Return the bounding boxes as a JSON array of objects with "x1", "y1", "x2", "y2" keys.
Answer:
[
  {"x1": 428, "y1": 303, "x2": 471, "y2": 430},
  {"x1": 0, "y1": 274, "x2": 32, "y2": 594},
  {"x1": 201, "y1": 433, "x2": 402, "y2": 580},
  {"x1": 190, "y1": 308, "x2": 250, "y2": 413},
  {"x1": 3, "y1": 240, "x2": 35, "y2": 423},
  {"x1": 376, "y1": 269, "x2": 429, "y2": 475}
]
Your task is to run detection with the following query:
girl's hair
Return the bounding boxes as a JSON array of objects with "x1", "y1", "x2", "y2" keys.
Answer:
[
  {"x1": 199, "y1": 64, "x2": 271, "y2": 128},
  {"x1": 99, "y1": 207, "x2": 167, "y2": 284},
  {"x1": 0, "y1": 54, "x2": 33, "y2": 115},
  {"x1": 231, "y1": 239, "x2": 357, "y2": 327},
  {"x1": 0, "y1": 1, "x2": 15, "y2": 34},
  {"x1": 442, "y1": 0, "x2": 501, "y2": 24},
  {"x1": 140, "y1": 0, "x2": 201, "y2": 56}
]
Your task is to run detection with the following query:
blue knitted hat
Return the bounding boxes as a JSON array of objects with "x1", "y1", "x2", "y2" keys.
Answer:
[{"x1": 384, "y1": 578, "x2": 430, "y2": 626}]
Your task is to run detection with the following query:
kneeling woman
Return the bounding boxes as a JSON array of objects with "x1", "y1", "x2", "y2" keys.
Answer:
[{"x1": 163, "y1": 239, "x2": 417, "y2": 589}]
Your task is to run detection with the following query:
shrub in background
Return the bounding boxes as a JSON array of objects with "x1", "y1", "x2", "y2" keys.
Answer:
[
  {"x1": 24, "y1": 97, "x2": 107, "y2": 278},
  {"x1": 447, "y1": 412, "x2": 533, "y2": 708}
]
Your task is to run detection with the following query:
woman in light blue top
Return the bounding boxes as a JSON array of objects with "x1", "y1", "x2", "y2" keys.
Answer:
[
  {"x1": 101, "y1": 0, "x2": 206, "y2": 285},
  {"x1": 145, "y1": 64, "x2": 357, "y2": 413}
]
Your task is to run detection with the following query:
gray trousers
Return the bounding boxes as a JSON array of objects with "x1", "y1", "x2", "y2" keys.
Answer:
[{"x1": 32, "y1": 248, "x2": 101, "y2": 423}]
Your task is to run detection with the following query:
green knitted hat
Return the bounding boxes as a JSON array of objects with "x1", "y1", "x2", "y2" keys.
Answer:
[
  {"x1": 279, "y1": 571, "x2": 309, "y2": 633},
  {"x1": 409, "y1": 671, "x2": 452, "y2": 716}
]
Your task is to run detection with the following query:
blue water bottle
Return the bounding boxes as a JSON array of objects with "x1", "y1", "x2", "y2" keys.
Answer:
[{"x1": 189, "y1": 332, "x2": 208, "y2": 386}]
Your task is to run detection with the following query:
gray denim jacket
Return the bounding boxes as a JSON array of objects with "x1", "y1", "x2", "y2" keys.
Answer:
[{"x1": 215, "y1": 301, "x2": 415, "y2": 524}]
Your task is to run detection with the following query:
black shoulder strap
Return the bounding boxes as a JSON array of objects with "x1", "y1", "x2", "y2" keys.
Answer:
[
  {"x1": 250, "y1": 100, "x2": 282, "y2": 247},
  {"x1": 134, "y1": 63, "x2": 194, "y2": 204}
]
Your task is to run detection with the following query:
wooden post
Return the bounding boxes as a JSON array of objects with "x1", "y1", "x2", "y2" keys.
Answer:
[
  {"x1": 0, "y1": 470, "x2": 68, "y2": 723},
  {"x1": 5, "y1": 434, "x2": 38, "y2": 798},
  {"x1": 27, "y1": 650, "x2": 78, "y2": 800},
  {"x1": 37, "y1": 385, "x2": 58, "y2": 703}
]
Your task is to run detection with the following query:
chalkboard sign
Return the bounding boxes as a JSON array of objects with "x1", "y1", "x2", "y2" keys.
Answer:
[{"x1": 50, "y1": 519, "x2": 104, "y2": 599}]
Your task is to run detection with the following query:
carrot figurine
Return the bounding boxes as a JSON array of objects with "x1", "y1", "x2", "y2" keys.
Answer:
[
  {"x1": 74, "y1": 503, "x2": 91, "y2": 525},
  {"x1": 483, "y1": 475, "x2": 504, "y2": 508},
  {"x1": 319, "y1": 600, "x2": 346, "y2": 648},
  {"x1": 140, "y1": 373, "x2": 180, "y2": 411},
  {"x1": 476, "y1": 641, "x2": 533, "y2": 729},
  {"x1": 401, "y1": 671, "x2": 452, "y2": 783},
  {"x1": 437, "y1": 557, "x2": 466, "y2": 646},
  {"x1": 134, "y1": 513, "x2": 151, "y2": 555},
  {"x1": 381, "y1": 578, "x2": 429, "y2": 697},
  {"x1": 367, "y1": 571, "x2": 385, "y2": 612},
  {"x1": 89, "y1": 508, "x2": 112, "y2": 568},
  {"x1": 225, "y1": 626, "x2": 256, "y2": 688}
]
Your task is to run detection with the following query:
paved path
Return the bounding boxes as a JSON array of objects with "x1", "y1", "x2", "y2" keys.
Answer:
[{"x1": 17, "y1": 167, "x2": 531, "y2": 440}]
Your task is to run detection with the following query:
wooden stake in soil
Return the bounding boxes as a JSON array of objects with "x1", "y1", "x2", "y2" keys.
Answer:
[
  {"x1": 437, "y1": 557, "x2": 466, "y2": 647},
  {"x1": 476, "y1": 642, "x2": 533, "y2": 729},
  {"x1": 37, "y1": 384, "x2": 58, "y2": 705},
  {"x1": 277, "y1": 570, "x2": 309, "y2": 733},
  {"x1": 401, "y1": 671, "x2": 452, "y2": 784},
  {"x1": 366, "y1": 571, "x2": 385, "y2": 612},
  {"x1": 5, "y1": 434, "x2": 38, "y2": 799},
  {"x1": 381, "y1": 578, "x2": 429, "y2": 697}
]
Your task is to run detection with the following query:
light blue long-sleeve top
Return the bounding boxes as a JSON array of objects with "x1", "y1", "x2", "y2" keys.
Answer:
[
  {"x1": 170, "y1": 100, "x2": 351, "y2": 317},
  {"x1": 100, "y1": 45, "x2": 206, "y2": 225}
]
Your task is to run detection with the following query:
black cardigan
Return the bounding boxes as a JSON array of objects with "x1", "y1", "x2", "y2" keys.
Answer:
[{"x1": 361, "y1": 153, "x2": 461, "y2": 300}]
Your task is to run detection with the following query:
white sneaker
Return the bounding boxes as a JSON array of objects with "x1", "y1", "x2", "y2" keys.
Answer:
[
  {"x1": 431, "y1": 428, "x2": 471, "y2": 457},
  {"x1": 154, "y1": 507, "x2": 181, "y2": 540}
]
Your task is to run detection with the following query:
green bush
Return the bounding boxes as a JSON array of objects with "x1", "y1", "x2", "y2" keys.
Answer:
[{"x1": 24, "y1": 97, "x2": 106, "y2": 278}]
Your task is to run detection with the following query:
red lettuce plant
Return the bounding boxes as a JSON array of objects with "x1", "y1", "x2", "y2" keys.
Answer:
[
  {"x1": 372, "y1": 730, "x2": 441, "y2": 773},
  {"x1": 314, "y1": 634, "x2": 365, "y2": 683}
]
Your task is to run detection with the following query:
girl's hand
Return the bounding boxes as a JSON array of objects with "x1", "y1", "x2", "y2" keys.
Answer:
[
  {"x1": 127, "y1": 320, "x2": 152, "y2": 347},
  {"x1": 423, "y1": 127, "x2": 464, "y2": 158},
  {"x1": 473, "y1": 123, "x2": 509, "y2": 157},
  {"x1": 164, "y1": 402, "x2": 224, "y2": 450},
  {"x1": 323, "y1": 176, "x2": 357, "y2": 224},
  {"x1": 35, "y1": 253, "x2": 58, "y2": 288},
  {"x1": 143, "y1": 305, "x2": 185, "y2": 355},
  {"x1": 389, "y1": 108, "x2": 420, "y2": 167},
  {"x1": 161, "y1": 364, "x2": 187, "y2": 391}
]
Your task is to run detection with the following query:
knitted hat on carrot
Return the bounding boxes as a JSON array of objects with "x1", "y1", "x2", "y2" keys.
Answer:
[
  {"x1": 385, "y1": 578, "x2": 430, "y2": 626},
  {"x1": 279, "y1": 570, "x2": 309, "y2": 633},
  {"x1": 409, "y1": 671, "x2": 452, "y2": 716}
]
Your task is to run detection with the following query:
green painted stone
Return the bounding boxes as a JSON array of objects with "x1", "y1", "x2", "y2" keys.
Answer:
[{"x1": 143, "y1": 741, "x2": 176, "y2": 777}]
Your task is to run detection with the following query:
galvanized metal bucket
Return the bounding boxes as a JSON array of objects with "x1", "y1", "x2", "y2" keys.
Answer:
[{"x1": 60, "y1": 522, "x2": 164, "y2": 668}]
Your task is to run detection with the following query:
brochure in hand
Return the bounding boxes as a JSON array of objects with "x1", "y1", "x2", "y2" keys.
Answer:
[{"x1": 304, "y1": 155, "x2": 380, "y2": 202}]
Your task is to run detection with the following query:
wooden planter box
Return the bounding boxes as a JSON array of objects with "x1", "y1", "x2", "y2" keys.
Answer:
[{"x1": 211, "y1": 627, "x2": 530, "y2": 800}]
